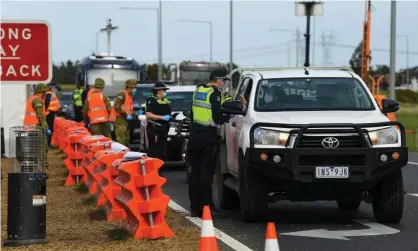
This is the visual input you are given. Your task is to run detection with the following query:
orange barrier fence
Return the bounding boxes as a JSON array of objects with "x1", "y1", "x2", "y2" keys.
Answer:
[
  {"x1": 51, "y1": 118, "x2": 174, "y2": 240},
  {"x1": 78, "y1": 136, "x2": 113, "y2": 188},
  {"x1": 114, "y1": 158, "x2": 174, "y2": 239},
  {"x1": 95, "y1": 150, "x2": 130, "y2": 221}
]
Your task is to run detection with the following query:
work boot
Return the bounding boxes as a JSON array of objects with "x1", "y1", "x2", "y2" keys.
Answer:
[{"x1": 210, "y1": 207, "x2": 227, "y2": 218}]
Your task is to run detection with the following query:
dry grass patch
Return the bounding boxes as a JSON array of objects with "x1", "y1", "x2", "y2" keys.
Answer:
[{"x1": 1, "y1": 150, "x2": 200, "y2": 250}]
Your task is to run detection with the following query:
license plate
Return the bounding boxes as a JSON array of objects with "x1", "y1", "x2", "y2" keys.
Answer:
[{"x1": 315, "y1": 166, "x2": 349, "y2": 179}]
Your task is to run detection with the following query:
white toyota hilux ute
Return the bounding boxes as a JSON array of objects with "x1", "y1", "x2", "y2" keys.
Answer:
[{"x1": 216, "y1": 67, "x2": 409, "y2": 223}]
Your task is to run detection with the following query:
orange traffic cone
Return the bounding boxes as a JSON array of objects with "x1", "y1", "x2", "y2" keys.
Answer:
[
  {"x1": 264, "y1": 222, "x2": 280, "y2": 251},
  {"x1": 199, "y1": 205, "x2": 219, "y2": 251}
]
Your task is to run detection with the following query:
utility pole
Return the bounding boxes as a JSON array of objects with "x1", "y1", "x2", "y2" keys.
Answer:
[
  {"x1": 312, "y1": 17, "x2": 316, "y2": 65},
  {"x1": 287, "y1": 43, "x2": 291, "y2": 67},
  {"x1": 389, "y1": 0, "x2": 396, "y2": 100},
  {"x1": 229, "y1": 0, "x2": 233, "y2": 71},
  {"x1": 100, "y1": 18, "x2": 119, "y2": 55},
  {"x1": 320, "y1": 30, "x2": 336, "y2": 66},
  {"x1": 296, "y1": 28, "x2": 301, "y2": 67},
  {"x1": 158, "y1": 0, "x2": 163, "y2": 80}
]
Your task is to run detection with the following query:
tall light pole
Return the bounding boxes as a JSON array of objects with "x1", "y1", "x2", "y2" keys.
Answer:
[
  {"x1": 295, "y1": 1, "x2": 323, "y2": 67},
  {"x1": 389, "y1": 0, "x2": 396, "y2": 100},
  {"x1": 119, "y1": 4, "x2": 163, "y2": 80},
  {"x1": 398, "y1": 35, "x2": 409, "y2": 85},
  {"x1": 100, "y1": 18, "x2": 118, "y2": 55},
  {"x1": 178, "y1": 19, "x2": 213, "y2": 62},
  {"x1": 229, "y1": 0, "x2": 233, "y2": 71}
]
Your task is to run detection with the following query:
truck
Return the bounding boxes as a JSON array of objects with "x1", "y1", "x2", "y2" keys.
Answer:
[
  {"x1": 216, "y1": 67, "x2": 408, "y2": 223},
  {"x1": 75, "y1": 53, "x2": 147, "y2": 99},
  {"x1": 167, "y1": 61, "x2": 229, "y2": 86}
]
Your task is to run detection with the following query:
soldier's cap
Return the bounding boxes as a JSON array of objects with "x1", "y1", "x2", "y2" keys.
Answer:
[
  {"x1": 35, "y1": 83, "x2": 49, "y2": 93},
  {"x1": 125, "y1": 79, "x2": 138, "y2": 88},
  {"x1": 94, "y1": 78, "x2": 105, "y2": 88},
  {"x1": 151, "y1": 82, "x2": 169, "y2": 91},
  {"x1": 209, "y1": 69, "x2": 230, "y2": 81}
]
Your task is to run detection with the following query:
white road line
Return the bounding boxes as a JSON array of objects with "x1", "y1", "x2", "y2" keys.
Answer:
[
  {"x1": 409, "y1": 194, "x2": 418, "y2": 197},
  {"x1": 168, "y1": 200, "x2": 254, "y2": 251},
  {"x1": 408, "y1": 162, "x2": 418, "y2": 166}
]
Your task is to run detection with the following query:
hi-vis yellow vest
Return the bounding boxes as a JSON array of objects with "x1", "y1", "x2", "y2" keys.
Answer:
[{"x1": 192, "y1": 85, "x2": 216, "y2": 127}]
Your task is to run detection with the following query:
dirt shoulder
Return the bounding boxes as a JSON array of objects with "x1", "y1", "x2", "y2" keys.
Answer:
[{"x1": 1, "y1": 150, "x2": 200, "y2": 250}]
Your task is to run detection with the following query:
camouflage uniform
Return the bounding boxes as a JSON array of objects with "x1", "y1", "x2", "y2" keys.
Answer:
[
  {"x1": 113, "y1": 79, "x2": 137, "y2": 146},
  {"x1": 82, "y1": 78, "x2": 112, "y2": 138},
  {"x1": 33, "y1": 83, "x2": 49, "y2": 167}
]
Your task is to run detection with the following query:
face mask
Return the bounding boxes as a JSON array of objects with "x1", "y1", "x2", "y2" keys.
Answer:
[
  {"x1": 131, "y1": 88, "x2": 137, "y2": 96},
  {"x1": 162, "y1": 91, "x2": 166, "y2": 97},
  {"x1": 264, "y1": 93, "x2": 273, "y2": 103}
]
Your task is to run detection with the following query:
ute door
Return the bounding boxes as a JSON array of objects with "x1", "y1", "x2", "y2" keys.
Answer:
[{"x1": 226, "y1": 77, "x2": 250, "y2": 176}]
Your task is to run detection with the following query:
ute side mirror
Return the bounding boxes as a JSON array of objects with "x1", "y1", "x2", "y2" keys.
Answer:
[
  {"x1": 381, "y1": 99, "x2": 399, "y2": 113},
  {"x1": 222, "y1": 100, "x2": 245, "y2": 115}
]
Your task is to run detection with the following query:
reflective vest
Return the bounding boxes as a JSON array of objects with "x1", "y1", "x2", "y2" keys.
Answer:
[
  {"x1": 23, "y1": 95, "x2": 43, "y2": 126},
  {"x1": 109, "y1": 90, "x2": 134, "y2": 122},
  {"x1": 191, "y1": 85, "x2": 216, "y2": 127},
  {"x1": 87, "y1": 90, "x2": 109, "y2": 124},
  {"x1": 221, "y1": 90, "x2": 232, "y2": 104},
  {"x1": 73, "y1": 88, "x2": 84, "y2": 107},
  {"x1": 44, "y1": 91, "x2": 60, "y2": 115}
]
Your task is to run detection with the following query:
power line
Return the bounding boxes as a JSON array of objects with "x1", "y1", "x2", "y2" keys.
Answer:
[{"x1": 320, "y1": 30, "x2": 337, "y2": 66}]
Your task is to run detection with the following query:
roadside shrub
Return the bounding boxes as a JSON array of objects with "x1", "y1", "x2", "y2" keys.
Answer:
[{"x1": 395, "y1": 89, "x2": 418, "y2": 104}]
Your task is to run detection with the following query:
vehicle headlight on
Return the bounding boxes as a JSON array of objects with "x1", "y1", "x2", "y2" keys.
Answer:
[
  {"x1": 367, "y1": 126, "x2": 400, "y2": 147},
  {"x1": 253, "y1": 128, "x2": 289, "y2": 146}
]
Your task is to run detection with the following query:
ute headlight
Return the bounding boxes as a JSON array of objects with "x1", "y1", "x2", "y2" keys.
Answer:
[
  {"x1": 254, "y1": 128, "x2": 289, "y2": 146},
  {"x1": 367, "y1": 126, "x2": 400, "y2": 147}
]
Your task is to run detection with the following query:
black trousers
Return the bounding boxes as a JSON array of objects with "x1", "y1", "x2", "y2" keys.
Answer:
[
  {"x1": 74, "y1": 106, "x2": 83, "y2": 122},
  {"x1": 146, "y1": 127, "x2": 169, "y2": 160},
  {"x1": 188, "y1": 139, "x2": 217, "y2": 211},
  {"x1": 46, "y1": 112, "x2": 56, "y2": 147}
]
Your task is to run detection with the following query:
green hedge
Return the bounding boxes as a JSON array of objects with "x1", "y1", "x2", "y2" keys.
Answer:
[{"x1": 395, "y1": 90, "x2": 418, "y2": 104}]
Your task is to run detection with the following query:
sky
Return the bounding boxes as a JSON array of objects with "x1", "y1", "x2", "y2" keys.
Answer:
[{"x1": 2, "y1": 0, "x2": 418, "y2": 71}]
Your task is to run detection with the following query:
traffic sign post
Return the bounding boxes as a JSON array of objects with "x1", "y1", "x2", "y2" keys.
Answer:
[{"x1": 0, "y1": 20, "x2": 52, "y2": 84}]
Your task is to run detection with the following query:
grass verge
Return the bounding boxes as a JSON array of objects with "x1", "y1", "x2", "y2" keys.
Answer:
[
  {"x1": 397, "y1": 103, "x2": 418, "y2": 152},
  {"x1": 1, "y1": 151, "x2": 200, "y2": 250}
]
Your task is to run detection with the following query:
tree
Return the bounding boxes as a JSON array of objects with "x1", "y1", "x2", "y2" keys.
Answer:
[{"x1": 349, "y1": 41, "x2": 362, "y2": 76}]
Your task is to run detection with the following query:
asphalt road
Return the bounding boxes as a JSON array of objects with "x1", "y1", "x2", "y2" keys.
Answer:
[{"x1": 163, "y1": 152, "x2": 418, "y2": 251}]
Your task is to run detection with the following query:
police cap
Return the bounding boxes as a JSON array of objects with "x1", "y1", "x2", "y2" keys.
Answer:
[
  {"x1": 209, "y1": 69, "x2": 229, "y2": 81},
  {"x1": 151, "y1": 82, "x2": 169, "y2": 91}
]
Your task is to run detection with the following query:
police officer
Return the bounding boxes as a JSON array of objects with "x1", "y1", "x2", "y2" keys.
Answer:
[
  {"x1": 188, "y1": 69, "x2": 231, "y2": 218},
  {"x1": 24, "y1": 83, "x2": 51, "y2": 167},
  {"x1": 145, "y1": 83, "x2": 172, "y2": 161},
  {"x1": 73, "y1": 83, "x2": 84, "y2": 122},
  {"x1": 82, "y1": 78, "x2": 112, "y2": 138},
  {"x1": 44, "y1": 83, "x2": 61, "y2": 148},
  {"x1": 109, "y1": 79, "x2": 138, "y2": 146}
]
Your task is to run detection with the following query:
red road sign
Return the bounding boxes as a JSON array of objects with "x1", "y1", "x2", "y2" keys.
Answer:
[{"x1": 0, "y1": 20, "x2": 52, "y2": 84}]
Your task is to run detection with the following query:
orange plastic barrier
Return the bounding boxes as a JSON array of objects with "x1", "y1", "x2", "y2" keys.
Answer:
[
  {"x1": 95, "y1": 150, "x2": 131, "y2": 221},
  {"x1": 80, "y1": 141, "x2": 112, "y2": 184},
  {"x1": 78, "y1": 136, "x2": 113, "y2": 186},
  {"x1": 63, "y1": 129, "x2": 91, "y2": 186},
  {"x1": 114, "y1": 158, "x2": 174, "y2": 239},
  {"x1": 52, "y1": 118, "x2": 86, "y2": 150}
]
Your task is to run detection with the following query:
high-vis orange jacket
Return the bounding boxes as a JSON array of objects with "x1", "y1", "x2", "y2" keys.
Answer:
[
  {"x1": 44, "y1": 91, "x2": 61, "y2": 115},
  {"x1": 87, "y1": 90, "x2": 109, "y2": 124},
  {"x1": 109, "y1": 90, "x2": 133, "y2": 122},
  {"x1": 23, "y1": 95, "x2": 43, "y2": 126}
]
